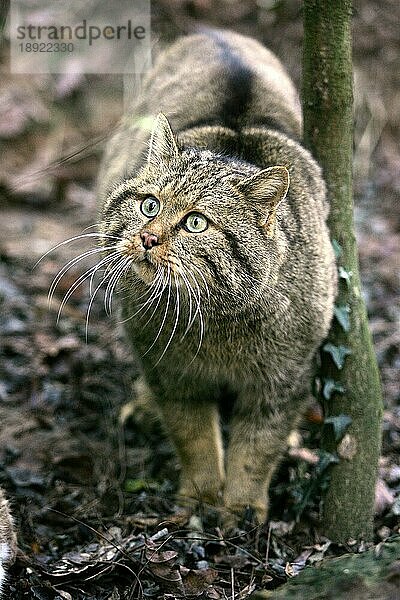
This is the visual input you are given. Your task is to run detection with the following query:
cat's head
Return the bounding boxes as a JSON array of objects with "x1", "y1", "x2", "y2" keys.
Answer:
[{"x1": 101, "y1": 113, "x2": 289, "y2": 312}]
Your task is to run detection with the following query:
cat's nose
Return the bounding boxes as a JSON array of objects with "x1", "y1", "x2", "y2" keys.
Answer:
[{"x1": 140, "y1": 231, "x2": 159, "y2": 250}]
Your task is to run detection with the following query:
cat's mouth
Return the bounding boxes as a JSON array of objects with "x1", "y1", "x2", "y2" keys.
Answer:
[
  {"x1": 118, "y1": 239, "x2": 178, "y2": 284},
  {"x1": 134, "y1": 249, "x2": 180, "y2": 285},
  {"x1": 134, "y1": 252, "x2": 185, "y2": 287}
]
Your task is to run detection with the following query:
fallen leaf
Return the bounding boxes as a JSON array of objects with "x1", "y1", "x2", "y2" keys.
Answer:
[{"x1": 181, "y1": 566, "x2": 218, "y2": 595}]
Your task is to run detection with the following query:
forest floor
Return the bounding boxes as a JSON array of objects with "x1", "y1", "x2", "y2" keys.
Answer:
[{"x1": 0, "y1": 1, "x2": 399, "y2": 598}]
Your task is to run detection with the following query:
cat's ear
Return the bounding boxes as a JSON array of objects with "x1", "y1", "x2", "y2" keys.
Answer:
[
  {"x1": 237, "y1": 166, "x2": 290, "y2": 237},
  {"x1": 147, "y1": 113, "x2": 179, "y2": 166}
]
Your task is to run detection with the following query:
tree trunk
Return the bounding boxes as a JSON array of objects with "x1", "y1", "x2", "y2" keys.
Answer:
[{"x1": 302, "y1": 0, "x2": 383, "y2": 542}]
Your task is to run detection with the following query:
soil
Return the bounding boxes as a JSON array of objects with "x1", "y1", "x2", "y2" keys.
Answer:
[{"x1": 0, "y1": 1, "x2": 399, "y2": 598}]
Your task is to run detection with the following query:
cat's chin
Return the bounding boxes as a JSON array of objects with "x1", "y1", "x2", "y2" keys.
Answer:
[{"x1": 132, "y1": 260, "x2": 158, "y2": 285}]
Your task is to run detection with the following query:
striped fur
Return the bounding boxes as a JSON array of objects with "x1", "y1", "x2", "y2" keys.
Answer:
[
  {"x1": 97, "y1": 30, "x2": 336, "y2": 524},
  {"x1": 0, "y1": 488, "x2": 16, "y2": 597}
]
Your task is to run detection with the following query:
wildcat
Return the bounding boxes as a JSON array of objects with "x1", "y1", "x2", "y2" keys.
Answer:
[{"x1": 97, "y1": 29, "x2": 337, "y2": 524}]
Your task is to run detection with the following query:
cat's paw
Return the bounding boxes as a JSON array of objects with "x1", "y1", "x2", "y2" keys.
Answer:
[
  {"x1": 178, "y1": 480, "x2": 223, "y2": 510},
  {"x1": 221, "y1": 501, "x2": 267, "y2": 531}
]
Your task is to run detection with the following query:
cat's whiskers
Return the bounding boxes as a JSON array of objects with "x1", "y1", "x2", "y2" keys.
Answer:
[
  {"x1": 143, "y1": 265, "x2": 172, "y2": 358},
  {"x1": 88, "y1": 255, "x2": 107, "y2": 297},
  {"x1": 189, "y1": 262, "x2": 211, "y2": 301},
  {"x1": 159, "y1": 253, "x2": 204, "y2": 352},
  {"x1": 154, "y1": 271, "x2": 181, "y2": 366},
  {"x1": 104, "y1": 255, "x2": 133, "y2": 316},
  {"x1": 33, "y1": 231, "x2": 124, "y2": 270},
  {"x1": 137, "y1": 257, "x2": 206, "y2": 364},
  {"x1": 185, "y1": 267, "x2": 205, "y2": 361},
  {"x1": 129, "y1": 268, "x2": 163, "y2": 303},
  {"x1": 56, "y1": 251, "x2": 122, "y2": 323},
  {"x1": 178, "y1": 267, "x2": 203, "y2": 341},
  {"x1": 176, "y1": 267, "x2": 194, "y2": 339},
  {"x1": 119, "y1": 267, "x2": 165, "y2": 324},
  {"x1": 85, "y1": 256, "x2": 131, "y2": 340},
  {"x1": 48, "y1": 245, "x2": 119, "y2": 305},
  {"x1": 182, "y1": 265, "x2": 202, "y2": 323},
  {"x1": 154, "y1": 255, "x2": 181, "y2": 274},
  {"x1": 165, "y1": 255, "x2": 206, "y2": 358},
  {"x1": 80, "y1": 223, "x2": 104, "y2": 233},
  {"x1": 132, "y1": 268, "x2": 165, "y2": 321},
  {"x1": 37, "y1": 230, "x2": 126, "y2": 324},
  {"x1": 141, "y1": 269, "x2": 170, "y2": 327}
]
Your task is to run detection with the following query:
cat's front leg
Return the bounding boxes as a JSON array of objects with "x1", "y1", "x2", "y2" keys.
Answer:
[
  {"x1": 0, "y1": 488, "x2": 17, "y2": 596},
  {"x1": 223, "y1": 389, "x2": 305, "y2": 525},
  {"x1": 156, "y1": 395, "x2": 225, "y2": 506}
]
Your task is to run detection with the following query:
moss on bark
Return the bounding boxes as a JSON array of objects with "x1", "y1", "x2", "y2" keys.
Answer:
[
  {"x1": 250, "y1": 536, "x2": 400, "y2": 600},
  {"x1": 301, "y1": 0, "x2": 383, "y2": 542}
]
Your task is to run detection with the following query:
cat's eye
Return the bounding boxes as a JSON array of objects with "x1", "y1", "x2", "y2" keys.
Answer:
[
  {"x1": 141, "y1": 196, "x2": 160, "y2": 218},
  {"x1": 184, "y1": 212, "x2": 208, "y2": 233}
]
